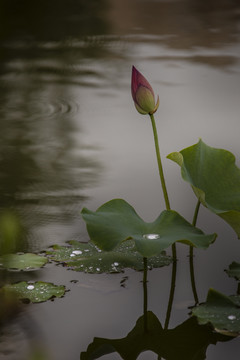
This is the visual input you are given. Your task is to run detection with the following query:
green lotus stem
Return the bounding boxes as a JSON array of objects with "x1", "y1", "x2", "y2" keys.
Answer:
[
  {"x1": 164, "y1": 244, "x2": 177, "y2": 329},
  {"x1": 189, "y1": 199, "x2": 201, "y2": 304},
  {"x1": 149, "y1": 113, "x2": 175, "y2": 257},
  {"x1": 143, "y1": 257, "x2": 148, "y2": 333},
  {"x1": 192, "y1": 199, "x2": 201, "y2": 227},
  {"x1": 149, "y1": 114, "x2": 171, "y2": 211},
  {"x1": 149, "y1": 113, "x2": 177, "y2": 327}
]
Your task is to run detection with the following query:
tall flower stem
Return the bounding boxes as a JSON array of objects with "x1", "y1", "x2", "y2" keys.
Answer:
[
  {"x1": 192, "y1": 199, "x2": 201, "y2": 228},
  {"x1": 149, "y1": 114, "x2": 170, "y2": 211},
  {"x1": 149, "y1": 112, "x2": 176, "y2": 256},
  {"x1": 189, "y1": 199, "x2": 201, "y2": 305}
]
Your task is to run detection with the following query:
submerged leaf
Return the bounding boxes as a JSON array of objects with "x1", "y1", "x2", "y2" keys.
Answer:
[
  {"x1": 81, "y1": 199, "x2": 216, "y2": 257},
  {"x1": 192, "y1": 288, "x2": 240, "y2": 336},
  {"x1": 3, "y1": 281, "x2": 65, "y2": 303},
  {"x1": 167, "y1": 139, "x2": 240, "y2": 237},
  {"x1": 0, "y1": 253, "x2": 48, "y2": 270},
  {"x1": 47, "y1": 240, "x2": 172, "y2": 273}
]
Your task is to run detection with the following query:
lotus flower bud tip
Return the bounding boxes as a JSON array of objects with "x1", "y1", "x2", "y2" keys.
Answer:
[{"x1": 131, "y1": 66, "x2": 159, "y2": 115}]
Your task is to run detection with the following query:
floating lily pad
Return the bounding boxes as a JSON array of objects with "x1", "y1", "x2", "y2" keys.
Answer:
[
  {"x1": 225, "y1": 262, "x2": 240, "y2": 281},
  {"x1": 3, "y1": 281, "x2": 66, "y2": 303},
  {"x1": 81, "y1": 199, "x2": 216, "y2": 257},
  {"x1": 167, "y1": 139, "x2": 240, "y2": 237},
  {"x1": 47, "y1": 240, "x2": 172, "y2": 273},
  {"x1": 192, "y1": 288, "x2": 240, "y2": 336},
  {"x1": 0, "y1": 253, "x2": 48, "y2": 270}
]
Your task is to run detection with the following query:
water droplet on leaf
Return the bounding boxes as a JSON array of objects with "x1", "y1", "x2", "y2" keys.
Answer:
[
  {"x1": 27, "y1": 285, "x2": 35, "y2": 290},
  {"x1": 143, "y1": 234, "x2": 160, "y2": 240},
  {"x1": 72, "y1": 250, "x2": 82, "y2": 255}
]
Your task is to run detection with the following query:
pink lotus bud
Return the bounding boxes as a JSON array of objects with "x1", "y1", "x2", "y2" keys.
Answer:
[{"x1": 131, "y1": 66, "x2": 159, "y2": 115}]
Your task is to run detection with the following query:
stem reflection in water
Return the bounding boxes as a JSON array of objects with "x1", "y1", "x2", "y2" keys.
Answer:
[
  {"x1": 80, "y1": 255, "x2": 232, "y2": 360},
  {"x1": 143, "y1": 257, "x2": 148, "y2": 333},
  {"x1": 164, "y1": 245, "x2": 177, "y2": 330},
  {"x1": 189, "y1": 199, "x2": 201, "y2": 305}
]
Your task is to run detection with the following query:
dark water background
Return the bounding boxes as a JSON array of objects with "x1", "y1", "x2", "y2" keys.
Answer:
[{"x1": 1, "y1": 0, "x2": 240, "y2": 359}]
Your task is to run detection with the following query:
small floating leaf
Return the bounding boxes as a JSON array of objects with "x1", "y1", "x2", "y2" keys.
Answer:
[
  {"x1": 167, "y1": 139, "x2": 240, "y2": 237},
  {"x1": 47, "y1": 240, "x2": 172, "y2": 273},
  {"x1": 192, "y1": 288, "x2": 240, "y2": 336},
  {"x1": 3, "y1": 281, "x2": 65, "y2": 303},
  {"x1": 81, "y1": 199, "x2": 216, "y2": 257},
  {"x1": 0, "y1": 253, "x2": 48, "y2": 270},
  {"x1": 225, "y1": 262, "x2": 240, "y2": 281}
]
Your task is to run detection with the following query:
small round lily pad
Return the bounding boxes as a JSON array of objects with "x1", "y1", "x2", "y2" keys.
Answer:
[
  {"x1": 192, "y1": 288, "x2": 240, "y2": 337},
  {"x1": 3, "y1": 281, "x2": 66, "y2": 303},
  {"x1": 46, "y1": 240, "x2": 172, "y2": 274},
  {"x1": 0, "y1": 253, "x2": 48, "y2": 270}
]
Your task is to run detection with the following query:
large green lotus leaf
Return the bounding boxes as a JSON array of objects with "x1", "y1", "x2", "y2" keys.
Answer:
[
  {"x1": 192, "y1": 288, "x2": 240, "y2": 336},
  {"x1": 81, "y1": 199, "x2": 216, "y2": 257},
  {"x1": 3, "y1": 281, "x2": 65, "y2": 303},
  {"x1": 225, "y1": 262, "x2": 240, "y2": 281},
  {"x1": 167, "y1": 139, "x2": 240, "y2": 237},
  {"x1": 47, "y1": 240, "x2": 172, "y2": 273},
  {"x1": 0, "y1": 253, "x2": 48, "y2": 270},
  {"x1": 80, "y1": 312, "x2": 229, "y2": 360}
]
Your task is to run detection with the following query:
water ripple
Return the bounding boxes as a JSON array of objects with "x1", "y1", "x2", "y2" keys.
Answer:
[
  {"x1": 33, "y1": 97, "x2": 80, "y2": 118},
  {"x1": 1, "y1": 96, "x2": 80, "y2": 120}
]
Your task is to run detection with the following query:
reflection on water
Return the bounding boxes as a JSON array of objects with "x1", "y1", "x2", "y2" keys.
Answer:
[
  {"x1": 0, "y1": 0, "x2": 109, "y2": 41},
  {"x1": 0, "y1": 84, "x2": 102, "y2": 247},
  {"x1": 0, "y1": 0, "x2": 239, "y2": 248},
  {"x1": 0, "y1": 1, "x2": 110, "y2": 247},
  {"x1": 80, "y1": 312, "x2": 230, "y2": 360},
  {"x1": 0, "y1": 0, "x2": 240, "y2": 359},
  {"x1": 108, "y1": 0, "x2": 240, "y2": 49}
]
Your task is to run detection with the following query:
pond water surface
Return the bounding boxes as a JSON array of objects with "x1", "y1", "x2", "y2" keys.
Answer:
[{"x1": 1, "y1": 1, "x2": 240, "y2": 359}]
